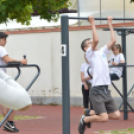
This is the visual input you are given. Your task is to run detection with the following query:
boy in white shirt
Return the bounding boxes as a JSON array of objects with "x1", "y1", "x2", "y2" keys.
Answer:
[
  {"x1": 0, "y1": 32, "x2": 32, "y2": 133},
  {"x1": 78, "y1": 17, "x2": 120, "y2": 134}
]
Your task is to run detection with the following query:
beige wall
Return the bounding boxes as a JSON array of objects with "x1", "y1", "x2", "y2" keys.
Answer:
[{"x1": 5, "y1": 28, "x2": 134, "y2": 99}]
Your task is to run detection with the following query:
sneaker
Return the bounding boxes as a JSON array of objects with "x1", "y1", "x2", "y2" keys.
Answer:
[
  {"x1": 3, "y1": 121, "x2": 19, "y2": 133},
  {"x1": 78, "y1": 115, "x2": 86, "y2": 134},
  {"x1": 83, "y1": 109, "x2": 91, "y2": 128}
]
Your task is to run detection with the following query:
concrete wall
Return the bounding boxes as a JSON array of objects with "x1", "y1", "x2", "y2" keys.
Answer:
[{"x1": 5, "y1": 28, "x2": 134, "y2": 106}]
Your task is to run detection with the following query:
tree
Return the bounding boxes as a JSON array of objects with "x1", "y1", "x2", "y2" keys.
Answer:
[
  {"x1": 0, "y1": 0, "x2": 71, "y2": 25},
  {"x1": 131, "y1": 0, "x2": 134, "y2": 2}
]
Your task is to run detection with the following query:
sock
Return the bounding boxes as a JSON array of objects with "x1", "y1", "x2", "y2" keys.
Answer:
[{"x1": 8, "y1": 121, "x2": 13, "y2": 124}]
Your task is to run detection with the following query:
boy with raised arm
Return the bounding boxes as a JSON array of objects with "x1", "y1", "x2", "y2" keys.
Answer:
[{"x1": 78, "y1": 16, "x2": 120, "y2": 134}]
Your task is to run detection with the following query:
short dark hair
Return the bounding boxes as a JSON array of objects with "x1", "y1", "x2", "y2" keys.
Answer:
[
  {"x1": 81, "y1": 38, "x2": 91, "y2": 52},
  {"x1": 0, "y1": 32, "x2": 8, "y2": 39}
]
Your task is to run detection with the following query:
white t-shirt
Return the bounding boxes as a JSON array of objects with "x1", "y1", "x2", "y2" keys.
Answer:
[
  {"x1": 0, "y1": 46, "x2": 8, "y2": 72},
  {"x1": 108, "y1": 53, "x2": 125, "y2": 78},
  {"x1": 86, "y1": 45, "x2": 111, "y2": 87},
  {"x1": 80, "y1": 63, "x2": 92, "y2": 85}
]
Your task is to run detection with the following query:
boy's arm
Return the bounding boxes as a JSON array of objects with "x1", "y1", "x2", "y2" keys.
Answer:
[
  {"x1": 107, "y1": 16, "x2": 116, "y2": 50},
  {"x1": 81, "y1": 72, "x2": 91, "y2": 82},
  {"x1": 88, "y1": 16, "x2": 99, "y2": 50},
  {"x1": 81, "y1": 72, "x2": 89, "y2": 90},
  {"x1": 2, "y1": 55, "x2": 27, "y2": 65}
]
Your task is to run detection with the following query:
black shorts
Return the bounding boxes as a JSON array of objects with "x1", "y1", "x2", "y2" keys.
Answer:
[{"x1": 89, "y1": 85, "x2": 118, "y2": 115}]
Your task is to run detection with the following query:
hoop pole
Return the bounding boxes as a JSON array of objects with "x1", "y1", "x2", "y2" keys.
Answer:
[
  {"x1": 61, "y1": 15, "x2": 70, "y2": 134},
  {"x1": 121, "y1": 31, "x2": 128, "y2": 120}
]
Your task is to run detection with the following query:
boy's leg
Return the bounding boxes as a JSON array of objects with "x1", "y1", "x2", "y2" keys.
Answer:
[
  {"x1": 83, "y1": 92, "x2": 109, "y2": 122},
  {"x1": 84, "y1": 112, "x2": 108, "y2": 122},
  {"x1": 2, "y1": 106, "x2": 15, "y2": 120},
  {"x1": 2, "y1": 106, "x2": 8, "y2": 117},
  {"x1": 108, "y1": 110, "x2": 120, "y2": 120},
  {"x1": 78, "y1": 86, "x2": 120, "y2": 134},
  {"x1": 78, "y1": 105, "x2": 119, "y2": 134},
  {"x1": 82, "y1": 85, "x2": 89, "y2": 108},
  {"x1": 78, "y1": 112, "x2": 108, "y2": 134},
  {"x1": 105, "y1": 95, "x2": 120, "y2": 120},
  {"x1": 84, "y1": 85, "x2": 120, "y2": 121},
  {"x1": 2, "y1": 106, "x2": 19, "y2": 133},
  {"x1": 78, "y1": 86, "x2": 108, "y2": 134},
  {"x1": 84, "y1": 110, "x2": 120, "y2": 122}
]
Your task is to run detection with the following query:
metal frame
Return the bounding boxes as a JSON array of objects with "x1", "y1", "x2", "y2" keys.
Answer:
[
  {"x1": 61, "y1": 15, "x2": 134, "y2": 134},
  {"x1": 14, "y1": 67, "x2": 21, "y2": 80},
  {"x1": 111, "y1": 81, "x2": 134, "y2": 112},
  {"x1": 123, "y1": 0, "x2": 125, "y2": 23},
  {"x1": 0, "y1": 62, "x2": 40, "y2": 127},
  {"x1": 77, "y1": 0, "x2": 80, "y2": 26},
  {"x1": 119, "y1": 65, "x2": 134, "y2": 109},
  {"x1": 69, "y1": 17, "x2": 134, "y2": 20},
  {"x1": 61, "y1": 16, "x2": 70, "y2": 134},
  {"x1": 100, "y1": 0, "x2": 101, "y2": 24},
  {"x1": 119, "y1": 84, "x2": 134, "y2": 109}
]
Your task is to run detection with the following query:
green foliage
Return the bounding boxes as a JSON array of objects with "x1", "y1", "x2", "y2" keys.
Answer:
[
  {"x1": 131, "y1": 0, "x2": 134, "y2": 2},
  {"x1": 0, "y1": 0, "x2": 71, "y2": 25}
]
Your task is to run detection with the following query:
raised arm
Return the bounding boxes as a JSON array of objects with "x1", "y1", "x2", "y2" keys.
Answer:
[
  {"x1": 88, "y1": 16, "x2": 99, "y2": 51},
  {"x1": 81, "y1": 72, "x2": 91, "y2": 82},
  {"x1": 107, "y1": 16, "x2": 116, "y2": 50}
]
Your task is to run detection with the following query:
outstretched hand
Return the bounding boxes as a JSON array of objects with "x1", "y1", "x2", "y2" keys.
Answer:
[
  {"x1": 88, "y1": 16, "x2": 95, "y2": 24},
  {"x1": 106, "y1": 16, "x2": 116, "y2": 50}
]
